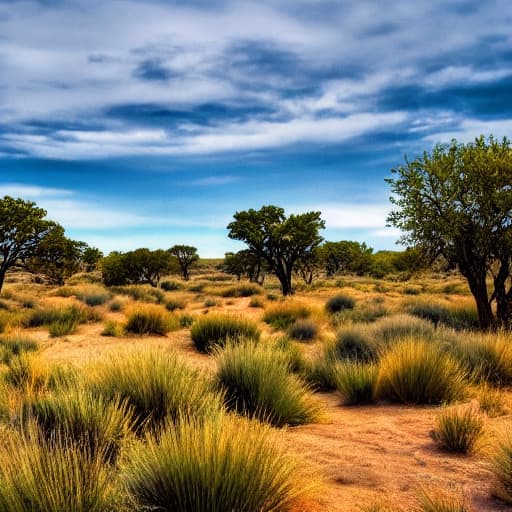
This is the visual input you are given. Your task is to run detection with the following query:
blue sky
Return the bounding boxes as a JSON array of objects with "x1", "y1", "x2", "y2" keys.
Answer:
[{"x1": 1, "y1": 0, "x2": 511, "y2": 256}]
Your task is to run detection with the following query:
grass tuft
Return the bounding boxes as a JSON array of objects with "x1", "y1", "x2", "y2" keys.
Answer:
[
  {"x1": 125, "y1": 304, "x2": 179, "y2": 335},
  {"x1": 263, "y1": 301, "x2": 311, "y2": 329},
  {"x1": 289, "y1": 319, "x2": 318, "y2": 342},
  {"x1": 325, "y1": 294, "x2": 355, "y2": 314},
  {"x1": 333, "y1": 362, "x2": 378, "y2": 405}
]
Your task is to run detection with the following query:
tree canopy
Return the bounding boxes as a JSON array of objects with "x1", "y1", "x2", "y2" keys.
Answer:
[
  {"x1": 387, "y1": 135, "x2": 512, "y2": 329},
  {"x1": 227, "y1": 205, "x2": 325, "y2": 295},
  {"x1": 168, "y1": 245, "x2": 199, "y2": 281}
]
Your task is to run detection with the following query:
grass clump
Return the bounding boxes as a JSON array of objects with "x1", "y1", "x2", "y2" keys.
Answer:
[
  {"x1": 190, "y1": 314, "x2": 260, "y2": 353},
  {"x1": 160, "y1": 280, "x2": 182, "y2": 291},
  {"x1": 417, "y1": 487, "x2": 473, "y2": 512},
  {"x1": 409, "y1": 300, "x2": 479, "y2": 330},
  {"x1": 5, "y1": 353, "x2": 50, "y2": 393},
  {"x1": 111, "y1": 284, "x2": 165, "y2": 304},
  {"x1": 125, "y1": 304, "x2": 178, "y2": 335},
  {"x1": 215, "y1": 341, "x2": 320, "y2": 427},
  {"x1": 23, "y1": 387, "x2": 133, "y2": 463},
  {"x1": 492, "y1": 430, "x2": 512, "y2": 504},
  {"x1": 328, "y1": 326, "x2": 378, "y2": 363},
  {"x1": 220, "y1": 283, "x2": 263, "y2": 297},
  {"x1": 431, "y1": 406, "x2": 484, "y2": 454},
  {"x1": 249, "y1": 296, "x2": 265, "y2": 308},
  {"x1": 325, "y1": 294, "x2": 355, "y2": 314},
  {"x1": 334, "y1": 362, "x2": 378, "y2": 405},
  {"x1": 0, "y1": 427, "x2": 118, "y2": 512},
  {"x1": 48, "y1": 318, "x2": 79, "y2": 337},
  {"x1": 26, "y1": 304, "x2": 101, "y2": 328},
  {"x1": 289, "y1": 319, "x2": 318, "y2": 342},
  {"x1": 376, "y1": 339, "x2": 466, "y2": 404},
  {"x1": 476, "y1": 384, "x2": 508, "y2": 417},
  {"x1": 101, "y1": 320, "x2": 124, "y2": 337},
  {"x1": 89, "y1": 348, "x2": 222, "y2": 431},
  {"x1": 263, "y1": 301, "x2": 311, "y2": 329},
  {"x1": 371, "y1": 314, "x2": 435, "y2": 346},
  {"x1": 165, "y1": 298, "x2": 186, "y2": 311},
  {"x1": 122, "y1": 413, "x2": 302, "y2": 512},
  {"x1": 0, "y1": 334, "x2": 39, "y2": 364}
]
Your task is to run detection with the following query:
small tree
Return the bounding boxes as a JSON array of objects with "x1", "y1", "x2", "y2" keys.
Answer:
[
  {"x1": 227, "y1": 205, "x2": 325, "y2": 296},
  {"x1": 318, "y1": 241, "x2": 373, "y2": 276},
  {"x1": 81, "y1": 246, "x2": 104, "y2": 272},
  {"x1": 223, "y1": 250, "x2": 266, "y2": 284},
  {"x1": 168, "y1": 245, "x2": 199, "y2": 281},
  {"x1": 387, "y1": 135, "x2": 512, "y2": 329},
  {"x1": 0, "y1": 196, "x2": 57, "y2": 293}
]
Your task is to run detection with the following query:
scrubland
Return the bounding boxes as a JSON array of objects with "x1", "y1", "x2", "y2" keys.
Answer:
[{"x1": 0, "y1": 269, "x2": 512, "y2": 511}]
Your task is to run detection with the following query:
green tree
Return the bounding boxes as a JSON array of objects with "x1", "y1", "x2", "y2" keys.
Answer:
[
  {"x1": 0, "y1": 196, "x2": 57, "y2": 293},
  {"x1": 223, "y1": 250, "x2": 266, "y2": 284},
  {"x1": 81, "y1": 246, "x2": 104, "y2": 272},
  {"x1": 26, "y1": 226, "x2": 85, "y2": 285},
  {"x1": 168, "y1": 245, "x2": 199, "y2": 281},
  {"x1": 227, "y1": 205, "x2": 325, "y2": 295},
  {"x1": 318, "y1": 241, "x2": 373, "y2": 276},
  {"x1": 387, "y1": 135, "x2": 512, "y2": 329}
]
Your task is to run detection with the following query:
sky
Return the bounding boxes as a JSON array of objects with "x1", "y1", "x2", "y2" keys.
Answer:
[{"x1": 1, "y1": 0, "x2": 511, "y2": 257}]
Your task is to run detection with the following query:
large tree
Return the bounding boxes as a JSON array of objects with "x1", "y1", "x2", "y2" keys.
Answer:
[
  {"x1": 0, "y1": 196, "x2": 57, "y2": 293},
  {"x1": 227, "y1": 205, "x2": 325, "y2": 295},
  {"x1": 387, "y1": 136, "x2": 512, "y2": 329},
  {"x1": 168, "y1": 245, "x2": 199, "y2": 281}
]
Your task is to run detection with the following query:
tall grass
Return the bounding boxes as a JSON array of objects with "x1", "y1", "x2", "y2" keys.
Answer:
[
  {"x1": 263, "y1": 301, "x2": 311, "y2": 329},
  {"x1": 288, "y1": 319, "x2": 318, "y2": 342},
  {"x1": 190, "y1": 314, "x2": 260, "y2": 353},
  {"x1": 215, "y1": 341, "x2": 320, "y2": 426},
  {"x1": 371, "y1": 314, "x2": 435, "y2": 346},
  {"x1": 431, "y1": 406, "x2": 484, "y2": 454},
  {"x1": 0, "y1": 426, "x2": 119, "y2": 512},
  {"x1": 124, "y1": 304, "x2": 179, "y2": 335},
  {"x1": 333, "y1": 362, "x2": 378, "y2": 405},
  {"x1": 0, "y1": 333, "x2": 39, "y2": 364},
  {"x1": 23, "y1": 387, "x2": 133, "y2": 463},
  {"x1": 110, "y1": 284, "x2": 166, "y2": 303},
  {"x1": 376, "y1": 339, "x2": 466, "y2": 404},
  {"x1": 417, "y1": 487, "x2": 473, "y2": 512},
  {"x1": 5, "y1": 353, "x2": 50, "y2": 394},
  {"x1": 122, "y1": 413, "x2": 302, "y2": 512},
  {"x1": 220, "y1": 283, "x2": 263, "y2": 297},
  {"x1": 492, "y1": 430, "x2": 512, "y2": 504},
  {"x1": 88, "y1": 348, "x2": 223, "y2": 431},
  {"x1": 328, "y1": 326, "x2": 378, "y2": 363},
  {"x1": 25, "y1": 304, "x2": 101, "y2": 329},
  {"x1": 325, "y1": 294, "x2": 355, "y2": 314}
]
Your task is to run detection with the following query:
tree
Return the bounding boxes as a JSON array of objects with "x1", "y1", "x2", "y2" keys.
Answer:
[
  {"x1": 26, "y1": 226, "x2": 85, "y2": 285},
  {"x1": 0, "y1": 196, "x2": 57, "y2": 293},
  {"x1": 222, "y1": 250, "x2": 266, "y2": 284},
  {"x1": 387, "y1": 135, "x2": 512, "y2": 329},
  {"x1": 318, "y1": 241, "x2": 373, "y2": 276},
  {"x1": 168, "y1": 245, "x2": 199, "y2": 281},
  {"x1": 101, "y1": 248, "x2": 173, "y2": 287},
  {"x1": 227, "y1": 205, "x2": 325, "y2": 295},
  {"x1": 81, "y1": 246, "x2": 104, "y2": 272}
]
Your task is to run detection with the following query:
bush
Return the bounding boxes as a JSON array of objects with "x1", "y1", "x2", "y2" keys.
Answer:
[
  {"x1": 165, "y1": 298, "x2": 186, "y2": 311},
  {"x1": 334, "y1": 362, "x2": 378, "y2": 405},
  {"x1": 109, "y1": 300, "x2": 123, "y2": 312},
  {"x1": 371, "y1": 314, "x2": 435, "y2": 346},
  {"x1": 25, "y1": 304, "x2": 101, "y2": 328},
  {"x1": 431, "y1": 406, "x2": 484, "y2": 454},
  {"x1": 57, "y1": 285, "x2": 112, "y2": 307},
  {"x1": 111, "y1": 284, "x2": 166, "y2": 304},
  {"x1": 23, "y1": 387, "x2": 133, "y2": 463},
  {"x1": 376, "y1": 339, "x2": 466, "y2": 404},
  {"x1": 190, "y1": 314, "x2": 260, "y2": 353},
  {"x1": 220, "y1": 284, "x2": 263, "y2": 297},
  {"x1": 274, "y1": 337, "x2": 308, "y2": 375},
  {"x1": 49, "y1": 318, "x2": 79, "y2": 337},
  {"x1": 89, "y1": 349, "x2": 223, "y2": 431},
  {"x1": 161, "y1": 280, "x2": 182, "y2": 291},
  {"x1": 325, "y1": 294, "x2": 355, "y2": 314},
  {"x1": 328, "y1": 327, "x2": 378, "y2": 363},
  {"x1": 263, "y1": 301, "x2": 310, "y2": 330},
  {"x1": 249, "y1": 296, "x2": 264, "y2": 308},
  {"x1": 492, "y1": 431, "x2": 512, "y2": 504},
  {"x1": 101, "y1": 320, "x2": 124, "y2": 337},
  {"x1": 0, "y1": 427, "x2": 118, "y2": 512},
  {"x1": 306, "y1": 356, "x2": 339, "y2": 391},
  {"x1": 125, "y1": 304, "x2": 178, "y2": 335},
  {"x1": 215, "y1": 341, "x2": 320, "y2": 427},
  {"x1": 289, "y1": 319, "x2": 318, "y2": 342},
  {"x1": 476, "y1": 384, "x2": 507, "y2": 417},
  {"x1": 122, "y1": 413, "x2": 301, "y2": 512},
  {"x1": 179, "y1": 314, "x2": 194, "y2": 328},
  {"x1": 203, "y1": 298, "x2": 218, "y2": 307}
]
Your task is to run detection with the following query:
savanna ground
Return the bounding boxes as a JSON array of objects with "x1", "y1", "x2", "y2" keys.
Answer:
[{"x1": 1, "y1": 265, "x2": 512, "y2": 511}]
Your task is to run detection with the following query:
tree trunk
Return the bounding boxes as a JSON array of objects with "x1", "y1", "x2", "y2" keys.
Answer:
[
  {"x1": 0, "y1": 267, "x2": 6, "y2": 294},
  {"x1": 494, "y1": 260, "x2": 512, "y2": 328},
  {"x1": 466, "y1": 272, "x2": 495, "y2": 330}
]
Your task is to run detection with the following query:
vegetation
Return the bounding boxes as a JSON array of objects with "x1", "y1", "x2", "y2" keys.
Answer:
[
  {"x1": 288, "y1": 318, "x2": 318, "y2": 341},
  {"x1": 124, "y1": 304, "x2": 178, "y2": 335},
  {"x1": 325, "y1": 294, "x2": 355, "y2": 313},
  {"x1": 263, "y1": 301, "x2": 311, "y2": 329},
  {"x1": 168, "y1": 245, "x2": 199, "y2": 280},
  {"x1": 334, "y1": 362, "x2": 378, "y2": 405}
]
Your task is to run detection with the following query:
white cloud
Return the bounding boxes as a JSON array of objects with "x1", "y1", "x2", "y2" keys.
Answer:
[{"x1": 423, "y1": 118, "x2": 512, "y2": 144}]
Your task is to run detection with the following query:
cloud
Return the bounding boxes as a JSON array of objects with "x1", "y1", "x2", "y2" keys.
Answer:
[{"x1": 423, "y1": 118, "x2": 512, "y2": 144}]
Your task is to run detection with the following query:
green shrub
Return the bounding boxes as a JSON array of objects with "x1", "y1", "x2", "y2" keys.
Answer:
[
  {"x1": 263, "y1": 301, "x2": 310, "y2": 329},
  {"x1": 220, "y1": 283, "x2": 263, "y2": 297},
  {"x1": 334, "y1": 362, "x2": 378, "y2": 405},
  {"x1": 376, "y1": 339, "x2": 466, "y2": 404},
  {"x1": 122, "y1": 413, "x2": 301, "y2": 512},
  {"x1": 215, "y1": 341, "x2": 320, "y2": 427},
  {"x1": 325, "y1": 294, "x2": 355, "y2": 313},
  {"x1": 190, "y1": 314, "x2": 260, "y2": 353},
  {"x1": 492, "y1": 431, "x2": 512, "y2": 504},
  {"x1": 289, "y1": 319, "x2": 318, "y2": 342},
  {"x1": 431, "y1": 406, "x2": 484, "y2": 454},
  {"x1": 49, "y1": 318, "x2": 79, "y2": 337},
  {"x1": 89, "y1": 349, "x2": 223, "y2": 431},
  {"x1": 161, "y1": 280, "x2": 182, "y2": 291},
  {"x1": 179, "y1": 314, "x2": 194, "y2": 328},
  {"x1": 371, "y1": 314, "x2": 435, "y2": 346},
  {"x1": 0, "y1": 427, "x2": 118, "y2": 512},
  {"x1": 23, "y1": 388, "x2": 133, "y2": 463},
  {"x1": 125, "y1": 304, "x2": 178, "y2": 335},
  {"x1": 328, "y1": 327, "x2": 378, "y2": 363},
  {"x1": 101, "y1": 320, "x2": 124, "y2": 337},
  {"x1": 111, "y1": 285, "x2": 165, "y2": 304}
]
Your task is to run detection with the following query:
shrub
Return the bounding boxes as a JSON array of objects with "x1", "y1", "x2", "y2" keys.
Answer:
[
  {"x1": 249, "y1": 296, "x2": 264, "y2": 308},
  {"x1": 215, "y1": 341, "x2": 320, "y2": 427},
  {"x1": 371, "y1": 314, "x2": 435, "y2": 346},
  {"x1": 325, "y1": 294, "x2": 355, "y2": 314},
  {"x1": 409, "y1": 301, "x2": 479, "y2": 330},
  {"x1": 289, "y1": 319, "x2": 318, "y2": 342},
  {"x1": 431, "y1": 406, "x2": 484, "y2": 454},
  {"x1": 25, "y1": 304, "x2": 101, "y2": 328},
  {"x1": 332, "y1": 303, "x2": 388, "y2": 325},
  {"x1": 179, "y1": 314, "x2": 194, "y2": 328},
  {"x1": 101, "y1": 320, "x2": 124, "y2": 337},
  {"x1": 328, "y1": 326, "x2": 378, "y2": 363},
  {"x1": 306, "y1": 356, "x2": 338, "y2": 391},
  {"x1": 0, "y1": 427, "x2": 118, "y2": 512},
  {"x1": 109, "y1": 300, "x2": 123, "y2": 312},
  {"x1": 161, "y1": 280, "x2": 182, "y2": 291},
  {"x1": 190, "y1": 314, "x2": 260, "y2": 353},
  {"x1": 376, "y1": 339, "x2": 466, "y2": 404},
  {"x1": 334, "y1": 362, "x2": 378, "y2": 405},
  {"x1": 263, "y1": 301, "x2": 310, "y2": 330},
  {"x1": 0, "y1": 334, "x2": 39, "y2": 364},
  {"x1": 477, "y1": 384, "x2": 507, "y2": 417},
  {"x1": 122, "y1": 413, "x2": 301, "y2": 512},
  {"x1": 165, "y1": 298, "x2": 186, "y2": 311},
  {"x1": 57, "y1": 285, "x2": 112, "y2": 307},
  {"x1": 125, "y1": 304, "x2": 178, "y2": 335},
  {"x1": 23, "y1": 388, "x2": 133, "y2": 463},
  {"x1": 274, "y1": 337, "x2": 308, "y2": 374},
  {"x1": 220, "y1": 283, "x2": 263, "y2": 297},
  {"x1": 492, "y1": 431, "x2": 512, "y2": 504},
  {"x1": 89, "y1": 349, "x2": 223, "y2": 431},
  {"x1": 111, "y1": 284, "x2": 166, "y2": 304},
  {"x1": 49, "y1": 318, "x2": 79, "y2": 337}
]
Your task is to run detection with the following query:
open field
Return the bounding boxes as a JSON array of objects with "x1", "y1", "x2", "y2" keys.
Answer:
[{"x1": 0, "y1": 269, "x2": 511, "y2": 511}]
